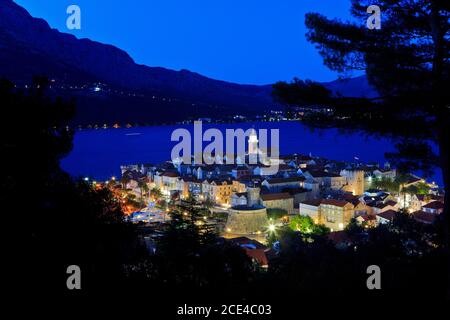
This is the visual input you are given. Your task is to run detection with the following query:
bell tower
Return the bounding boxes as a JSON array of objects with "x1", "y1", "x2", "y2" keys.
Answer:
[{"x1": 248, "y1": 129, "x2": 258, "y2": 163}]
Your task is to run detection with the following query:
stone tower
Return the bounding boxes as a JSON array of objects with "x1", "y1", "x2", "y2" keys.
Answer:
[
  {"x1": 247, "y1": 187, "x2": 261, "y2": 207},
  {"x1": 340, "y1": 169, "x2": 365, "y2": 196},
  {"x1": 225, "y1": 187, "x2": 268, "y2": 235}
]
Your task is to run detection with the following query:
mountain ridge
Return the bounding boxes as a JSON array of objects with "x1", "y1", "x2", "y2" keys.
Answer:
[{"x1": 0, "y1": 0, "x2": 377, "y2": 124}]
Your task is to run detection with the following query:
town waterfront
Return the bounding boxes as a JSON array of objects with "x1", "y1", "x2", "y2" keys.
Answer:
[{"x1": 61, "y1": 121, "x2": 441, "y2": 185}]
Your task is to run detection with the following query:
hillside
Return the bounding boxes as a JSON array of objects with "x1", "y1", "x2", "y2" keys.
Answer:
[{"x1": 0, "y1": 0, "x2": 377, "y2": 125}]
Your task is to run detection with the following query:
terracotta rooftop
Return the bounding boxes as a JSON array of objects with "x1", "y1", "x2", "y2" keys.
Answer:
[
  {"x1": 372, "y1": 200, "x2": 397, "y2": 209},
  {"x1": 261, "y1": 192, "x2": 293, "y2": 201},
  {"x1": 422, "y1": 201, "x2": 444, "y2": 210},
  {"x1": 357, "y1": 213, "x2": 376, "y2": 221},
  {"x1": 244, "y1": 248, "x2": 269, "y2": 267},
  {"x1": 321, "y1": 199, "x2": 352, "y2": 208},
  {"x1": 300, "y1": 199, "x2": 322, "y2": 207},
  {"x1": 160, "y1": 171, "x2": 179, "y2": 177},
  {"x1": 413, "y1": 211, "x2": 437, "y2": 224},
  {"x1": 377, "y1": 210, "x2": 397, "y2": 221}
]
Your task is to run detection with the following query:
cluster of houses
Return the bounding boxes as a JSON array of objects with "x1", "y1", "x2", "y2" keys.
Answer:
[
  {"x1": 120, "y1": 149, "x2": 443, "y2": 233},
  {"x1": 119, "y1": 145, "x2": 445, "y2": 270},
  {"x1": 299, "y1": 189, "x2": 443, "y2": 231}
]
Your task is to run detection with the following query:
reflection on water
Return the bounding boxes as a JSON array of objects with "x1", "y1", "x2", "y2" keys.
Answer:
[{"x1": 61, "y1": 121, "x2": 441, "y2": 185}]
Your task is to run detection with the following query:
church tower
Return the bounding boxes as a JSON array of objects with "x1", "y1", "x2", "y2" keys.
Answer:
[{"x1": 248, "y1": 129, "x2": 259, "y2": 164}]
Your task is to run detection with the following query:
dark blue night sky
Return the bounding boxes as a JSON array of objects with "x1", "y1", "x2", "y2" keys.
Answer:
[{"x1": 14, "y1": 0, "x2": 357, "y2": 84}]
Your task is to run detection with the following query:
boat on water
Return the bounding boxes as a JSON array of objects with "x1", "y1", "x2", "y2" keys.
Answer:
[{"x1": 125, "y1": 132, "x2": 142, "y2": 136}]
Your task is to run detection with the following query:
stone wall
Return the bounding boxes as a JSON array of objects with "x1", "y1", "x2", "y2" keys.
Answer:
[{"x1": 225, "y1": 207, "x2": 268, "y2": 234}]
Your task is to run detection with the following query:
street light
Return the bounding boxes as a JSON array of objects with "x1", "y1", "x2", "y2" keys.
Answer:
[{"x1": 268, "y1": 224, "x2": 276, "y2": 232}]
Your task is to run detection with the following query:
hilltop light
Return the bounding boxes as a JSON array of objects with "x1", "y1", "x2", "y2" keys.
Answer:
[{"x1": 84, "y1": 177, "x2": 89, "y2": 181}]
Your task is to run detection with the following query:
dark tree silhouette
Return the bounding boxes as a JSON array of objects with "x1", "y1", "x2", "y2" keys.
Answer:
[
  {"x1": 266, "y1": 213, "x2": 446, "y2": 302},
  {"x1": 1, "y1": 78, "x2": 141, "y2": 295},
  {"x1": 125, "y1": 200, "x2": 255, "y2": 303},
  {"x1": 272, "y1": 0, "x2": 449, "y2": 281}
]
